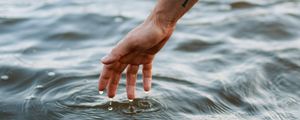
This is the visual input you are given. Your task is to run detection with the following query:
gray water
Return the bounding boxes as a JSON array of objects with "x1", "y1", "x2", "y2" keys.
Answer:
[{"x1": 1, "y1": 0, "x2": 300, "y2": 120}]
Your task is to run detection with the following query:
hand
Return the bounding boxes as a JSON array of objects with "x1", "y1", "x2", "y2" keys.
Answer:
[{"x1": 98, "y1": 20, "x2": 174, "y2": 100}]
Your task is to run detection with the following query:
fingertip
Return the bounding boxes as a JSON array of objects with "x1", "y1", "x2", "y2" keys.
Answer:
[
  {"x1": 126, "y1": 85, "x2": 136, "y2": 100},
  {"x1": 107, "y1": 86, "x2": 116, "y2": 99},
  {"x1": 98, "y1": 81, "x2": 106, "y2": 92},
  {"x1": 98, "y1": 86, "x2": 105, "y2": 92},
  {"x1": 127, "y1": 93, "x2": 135, "y2": 100},
  {"x1": 142, "y1": 63, "x2": 152, "y2": 92},
  {"x1": 107, "y1": 73, "x2": 123, "y2": 100},
  {"x1": 98, "y1": 88, "x2": 106, "y2": 94},
  {"x1": 98, "y1": 68, "x2": 111, "y2": 92},
  {"x1": 143, "y1": 78, "x2": 152, "y2": 92},
  {"x1": 144, "y1": 87, "x2": 151, "y2": 92},
  {"x1": 108, "y1": 93, "x2": 115, "y2": 98}
]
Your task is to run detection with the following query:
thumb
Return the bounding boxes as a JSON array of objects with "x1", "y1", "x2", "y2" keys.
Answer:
[
  {"x1": 101, "y1": 42, "x2": 131, "y2": 64},
  {"x1": 101, "y1": 53, "x2": 119, "y2": 64}
]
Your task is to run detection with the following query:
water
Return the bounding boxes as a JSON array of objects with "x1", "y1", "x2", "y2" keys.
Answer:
[{"x1": 0, "y1": 0, "x2": 300, "y2": 119}]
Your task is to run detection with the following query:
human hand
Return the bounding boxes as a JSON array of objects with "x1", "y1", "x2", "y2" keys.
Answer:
[
  {"x1": 98, "y1": 20, "x2": 175, "y2": 100},
  {"x1": 98, "y1": 0, "x2": 198, "y2": 100}
]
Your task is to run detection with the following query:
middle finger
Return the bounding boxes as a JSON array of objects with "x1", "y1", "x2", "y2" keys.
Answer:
[{"x1": 107, "y1": 63, "x2": 127, "y2": 98}]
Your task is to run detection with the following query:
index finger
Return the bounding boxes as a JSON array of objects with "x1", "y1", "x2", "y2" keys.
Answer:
[{"x1": 98, "y1": 64, "x2": 114, "y2": 92}]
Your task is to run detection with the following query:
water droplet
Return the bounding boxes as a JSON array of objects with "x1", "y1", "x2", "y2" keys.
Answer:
[
  {"x1": 144, "y1": 91, "x2": 150, "y2": 99},
  {"x1": 108, "y1": 106, "x2": 113, "y2": 111},
  {"x1": 108, "y1": 98, "x2": 113, "y2": 111},
  {"x1": 99, "y1": 91, "x2": 103, "y2": 95},
  {"x1": 1, "y1": 75, "x2": 9, "y2": 80},
  {"x1": 48, "y1": 72, "x2": 55, "y2": 76}
]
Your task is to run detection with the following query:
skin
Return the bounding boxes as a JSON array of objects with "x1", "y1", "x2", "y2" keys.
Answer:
[{"x1": 99, "y1": 0, "x2": 198, "y2": 100}]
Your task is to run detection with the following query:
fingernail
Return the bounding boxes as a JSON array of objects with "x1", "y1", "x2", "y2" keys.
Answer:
[
  {"x1": 99, "y1": 91, "x2": 104, "y2": 95},
  {"x1": 101, "y1": 55, "x2": 109, "y2": 62}
]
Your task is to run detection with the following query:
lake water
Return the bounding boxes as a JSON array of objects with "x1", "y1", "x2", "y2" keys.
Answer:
[{"x1": 0, "y1": 0, "x2": 300, "y2": 119}]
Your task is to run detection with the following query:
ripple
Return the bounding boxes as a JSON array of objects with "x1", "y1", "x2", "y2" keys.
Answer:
[
  {"x1": 0, "y1": 17, "x2": 27, "y2": 26},
  {"x1": 230, "y1": 1, "x2": 258, "y2": 9},
  {"x1": 31, "y1": 74, "x2": 167, "y2": 119},
  {"x1": 1, "y1": 0, "x2": 300, "y2": 119},
  {"x1": 231, "y1": 16, "x2": 299, "y2": 41},
  {"x1": 175, "y1": 39, "x2": 222, "y2": 52},
  {"x1": 46, "y1": 31, "x2": 90, "y2": 41}
]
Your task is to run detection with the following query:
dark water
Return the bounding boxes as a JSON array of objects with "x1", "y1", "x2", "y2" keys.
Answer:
[{"x1": 1, "y1": 0, "x2": 300, "y2": 119}]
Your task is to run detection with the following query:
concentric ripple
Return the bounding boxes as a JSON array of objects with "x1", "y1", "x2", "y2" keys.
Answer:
[{"x1": 21, "y1": 74, "x2": 166, "y2": 119}]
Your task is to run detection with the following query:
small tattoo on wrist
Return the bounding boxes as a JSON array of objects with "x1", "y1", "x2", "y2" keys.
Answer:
[{"x1": 182, "y1": 0, "x2": 189, "y2": 7}]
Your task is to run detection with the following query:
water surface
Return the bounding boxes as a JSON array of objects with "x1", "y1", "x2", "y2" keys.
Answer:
[{"x1": 1, "y1": 0, "x2": 300, "y2": 119}]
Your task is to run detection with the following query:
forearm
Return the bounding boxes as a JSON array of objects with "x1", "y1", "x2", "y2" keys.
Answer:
[{"x1": 145, "y1": 0, "x2": 198, "y2": 29}]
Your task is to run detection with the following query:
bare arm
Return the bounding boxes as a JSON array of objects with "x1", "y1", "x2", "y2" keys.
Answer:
[
  {"x1": 147, "y1": 0, "x2": 199, "y2": 29},
  {"x1": 99, "y1": 0, "x2": 198, "y2": 100}
]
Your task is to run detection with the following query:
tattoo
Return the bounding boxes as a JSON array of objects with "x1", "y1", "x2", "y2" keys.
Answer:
[{"x1": 182, "y1": 0, "x2": 189, "y2": 7}]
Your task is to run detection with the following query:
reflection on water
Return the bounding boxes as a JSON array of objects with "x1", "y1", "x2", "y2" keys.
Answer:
[{"x1": 1, "y1": 0, "x2": 300, "y2": 119}]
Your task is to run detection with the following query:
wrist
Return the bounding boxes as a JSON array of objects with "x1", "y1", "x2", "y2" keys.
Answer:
[
  {"x1": 144, "y1": 12, "x2": 176, "y2": 35},
  {"x1": 153, "y1": 10, "x2": 177, "y2": 28}
]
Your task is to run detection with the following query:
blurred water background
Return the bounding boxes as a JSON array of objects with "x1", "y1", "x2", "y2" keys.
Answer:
[{"x1": 0, "y1": 0, "x2": 300, "y2": 119}]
